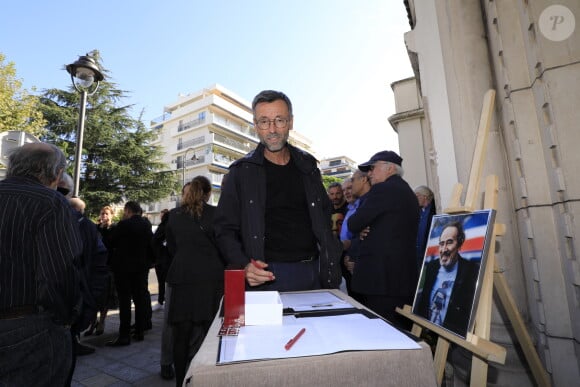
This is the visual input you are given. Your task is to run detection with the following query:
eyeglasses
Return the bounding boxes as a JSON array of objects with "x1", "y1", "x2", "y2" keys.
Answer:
[
  {"x1": 255, "y1": 117, "x2": 290, "y2": 130},
  {"x1": 368, "y1": 161, "x2": 390, "y2": 171}
]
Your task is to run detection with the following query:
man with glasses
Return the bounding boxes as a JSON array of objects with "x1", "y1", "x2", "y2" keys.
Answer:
[
  {"x1": 413, "y1": 221, "x2": 479, "y2": 336},
  {"x1": 347, "y1": 150, "x2": 419, "y2": 330},
  {"x1": 214, "y1": 90, "x2": 342, "y2": 291}
]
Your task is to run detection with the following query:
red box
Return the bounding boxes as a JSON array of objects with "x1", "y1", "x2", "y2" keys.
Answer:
[{"x1": 223, "y1": 269, "x2": 245, "y2": 327}]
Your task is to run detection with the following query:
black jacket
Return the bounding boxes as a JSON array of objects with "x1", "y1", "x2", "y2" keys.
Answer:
[
  {"x1": 110, "y1": 215, "x2": 154, "y2": 273},
  {"x1": 214, "y1": 142, "x2": 342, "y2": 288},
  {"x1": 165, "y1": 204, "x2": 224, "y2": 323},
  {"x1": 73, "y1": 211, "x2": 109, "y2": 331},
  {"x1": 348, "y1": 174, "x2": 419, "y2": 298},
  {"x1": 413, "y1": 256, "x2": 480, "y2": 337}
]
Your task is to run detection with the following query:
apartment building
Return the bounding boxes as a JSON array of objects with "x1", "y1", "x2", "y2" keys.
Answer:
[
  {"x1": 0, "y1": 130, "x2": 41, "y2": 180},
  {"x1": 319, "y1": 156, "x2": 358, "y2": 181}
]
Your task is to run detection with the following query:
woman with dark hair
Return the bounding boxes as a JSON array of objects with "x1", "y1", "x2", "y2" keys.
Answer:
[{"x1": 165, "y1": 176, "x2": 225, "y2": 386}]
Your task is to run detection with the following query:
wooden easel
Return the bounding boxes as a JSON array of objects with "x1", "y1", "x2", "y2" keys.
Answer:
[{"x1": 396, "y1": 90, "x2": 551, "y2": 387}]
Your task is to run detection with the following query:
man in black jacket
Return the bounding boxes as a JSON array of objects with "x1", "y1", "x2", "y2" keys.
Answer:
[
  {"x1": 348, "y1": 150, "x2": 419, "y2": 330},
  {"x1": 214, "y1": 90, "x2": 342, "y2": 291},
  {"x1": 107, "y1": 201, "x2": 153, "y2": 346},
  {"x1": 413, "y1": 221, "x2": 480, "y2": 337},
  {"x1": 63, "y1": 195, "x2": 109, "y2": 386}
]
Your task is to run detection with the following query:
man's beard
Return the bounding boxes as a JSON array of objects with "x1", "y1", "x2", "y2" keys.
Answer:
[{"x1": 261, "y1": 133, "x2": 288, "y2": 152}]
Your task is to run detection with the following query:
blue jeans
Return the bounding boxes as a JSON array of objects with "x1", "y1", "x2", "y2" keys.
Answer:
[
  {"x1": 253, "y1": 258, "x2": 320, "y2": 292},
  {"x1": 0, "y1": 314, "x2": 72, "y2": 387}
]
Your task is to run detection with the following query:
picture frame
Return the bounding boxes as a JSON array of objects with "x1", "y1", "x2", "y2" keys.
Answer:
[{"x1": 411, "y1": 209, "x2": 496, "y2": 338}]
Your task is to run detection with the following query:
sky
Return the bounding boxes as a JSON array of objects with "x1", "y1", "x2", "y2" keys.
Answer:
[{"x1": 1, "y1": 0, "x2": 413, "y2": 164}]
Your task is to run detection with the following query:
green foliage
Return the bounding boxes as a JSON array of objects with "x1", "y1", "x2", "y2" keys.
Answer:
[
  {"x1": 38, "y1": 51, "x2": 179, "y2": 217},
  {"x1": 322, "y1": 175, "x2": 343, "y2": 190},
  {"x1": 0, "y1": 53, "x2": 46, "y2": 136}
]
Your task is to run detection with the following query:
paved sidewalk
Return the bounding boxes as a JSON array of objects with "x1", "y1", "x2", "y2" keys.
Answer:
[{"x1": 72, "y1": 270, "x2": 174, "y2": 387}]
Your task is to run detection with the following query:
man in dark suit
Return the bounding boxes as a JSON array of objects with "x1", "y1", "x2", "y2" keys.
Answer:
[
  {"x1": 347, "y1": 150, "x2": 419, "y2": 330},
  {"x1": 0, "y1": 143, "x2": 81, "y2": 386},
  {"x1": 107, "y1": 201, "x2": 153, "y2": 346},
  {"x1": 413, "y1": 221, "x2": 480, "y2": 337}
]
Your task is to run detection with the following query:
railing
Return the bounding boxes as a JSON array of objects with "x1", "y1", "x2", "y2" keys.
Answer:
[
  {"x1": 212, "y1": 114, "x2": 258, "y2": 140},
  {"x1": 213, "y1": 133, "x2": 253, "y2": 153},
  {"x1": 150, "y1": 112, "x2": 171, "y2": 126},
  {"x1": 177, "y1": 154, "x2": 205, "y2": 169},
  {"x1": 178, "y1": 116, "x2": 206, "y2": 132},
  {"x1": 177, "y1": 135, "x2": 205, "y2": 150},
  {"x1": 213, "y1": 152, "x2": 236, "y2": 167}
]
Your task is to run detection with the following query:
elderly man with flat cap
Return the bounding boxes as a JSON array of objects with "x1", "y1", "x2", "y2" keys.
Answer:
[{"x1": 347, "y1": 150, "x2": 419, "y2": 330}]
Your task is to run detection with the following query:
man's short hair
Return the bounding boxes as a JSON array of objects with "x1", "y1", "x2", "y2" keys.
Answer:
[
  {"x1": 327, "y1": 182, "x2": 342, "y2": 192},
  {"x1": 252, "y1": 90, "x2": 293, "y2": 117},
  {"x1": 124, "y1": 201, "x2": 142, "y2": 215},
  {"x1": 7, "y1": 143, "x2": 66, "y2": 186},
  {"x1": 441, "y1": 221, "x2": 466, "y2": 247}
]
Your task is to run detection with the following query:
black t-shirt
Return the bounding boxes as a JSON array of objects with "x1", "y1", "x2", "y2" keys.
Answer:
[{"x1": 263, "y1": 157, "x2": 318, "y2": 262}]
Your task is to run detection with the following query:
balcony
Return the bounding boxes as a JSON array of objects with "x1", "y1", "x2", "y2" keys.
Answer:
[
  {"x1": 212, "y1": 133, "x2": 254, "y2": 154},
  {"x1": 151, "y1": 112, "x2": 171, "y2": 126},
  {"x1": 177, "y1": 155, "x2": 205, "y2": 170},
  {"x1": 178, "y1": 116, "x2": 206, "y2": 132},
  {"x1": 212, "y1": 114, "x2": 257, "y2": 140},
  {"x1": 177, "y1": 135, "x2": 206, "y2": 150}
]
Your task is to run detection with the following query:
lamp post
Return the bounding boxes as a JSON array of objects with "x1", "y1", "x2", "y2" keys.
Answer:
[
  {"x1": 66, "y1": 54, "x2": 104, "y2": 197},
  {"x1": 181, "y1": 148, "x2": 198, "y2": 187}
]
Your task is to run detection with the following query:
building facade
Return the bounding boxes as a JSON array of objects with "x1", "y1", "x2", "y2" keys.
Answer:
[
  {"x1": 0, "y1": 130, "x2": 41, "y2": 180},
  {"x1": 319, "y1": 155, "x2": 358, "y2": 181},
  {"x1": 390, "y1": 1, "x2": 580, "y2": 386}
]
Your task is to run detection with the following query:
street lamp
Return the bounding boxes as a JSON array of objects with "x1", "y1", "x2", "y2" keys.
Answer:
[
  {"x1": 181, "y1": 148, "x2": 198, "y2": 186},
  {"x1": 66, "y1": 53, "x2": 104, "y2": 197}
]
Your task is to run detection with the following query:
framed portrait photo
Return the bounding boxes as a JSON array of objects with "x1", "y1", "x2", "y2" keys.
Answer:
[{"x1": 411, "y1": 209, "x2": 496, "y2": 338}]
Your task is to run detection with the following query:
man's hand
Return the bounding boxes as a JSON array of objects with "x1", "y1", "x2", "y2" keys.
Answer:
[
  {"x1": 344, "y1": 255, "x2": 355, "y2": 274},
  {"x1": 245, "y1": 259, "x2": 275, "y2": 286},
  {"x1": 359, "y1": 226, "x2": 370, "y2": 240}
]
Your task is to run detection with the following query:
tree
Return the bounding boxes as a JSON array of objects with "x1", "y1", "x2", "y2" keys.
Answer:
[
  {"x1": 322, "y1": 175, "x2": 343, "y2": 190},
  {"x1": 38, "y1": 51, "x2": 178, "y2": 217},
  {"x1": 0, "y1": 53, "x2": 46, "y2": 136}
]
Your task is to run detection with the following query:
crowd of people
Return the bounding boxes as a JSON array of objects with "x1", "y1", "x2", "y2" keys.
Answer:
[{"x1": 1, "y1": 89, "x2": 444, "y2": 387}]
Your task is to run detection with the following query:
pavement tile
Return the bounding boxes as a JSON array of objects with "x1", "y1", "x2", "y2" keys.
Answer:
[
  {"x1": 77, "y1": 373, "x2": 124, "y2": 386},
  {"x1": 71, "y1": 362, "x2": 102, "y2": 381},
  {"x1": 101, "y1": 362, "x2": 149, "y2": 383},
  {"x1": 72, "y1": 269, "x2": 174, "y2": 386}
]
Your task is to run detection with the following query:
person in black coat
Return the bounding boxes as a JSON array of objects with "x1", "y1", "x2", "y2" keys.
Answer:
[
  {"x1": 347, "y1": 151, "x2": 419, "y2": 331},
  {"x1": 214, "y1": 90, "x2": 342, "y2": 291},
  {"x1": 107, "y1": 201, "x2": 153, "y2": 346},
  {"x1": 152, "y1": 209, "x2": 170, "y2": 305},
  {"x1": 85, "y1": 205, "x2": 118, "y2": 336},
  {"x1": 166, "y1": 176, "x2": 224, "y2": 387},
  {"x1": 413, "y1": 221, "x2": 480, "y2": 337}
]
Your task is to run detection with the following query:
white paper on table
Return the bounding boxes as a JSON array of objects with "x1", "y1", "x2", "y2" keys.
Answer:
[
  {"x1": 280, "y1": 291, "x2": 353, "y2": 311},
  {"x1": 217, "y1": 313, "x2": 421, "y2": 364}
]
